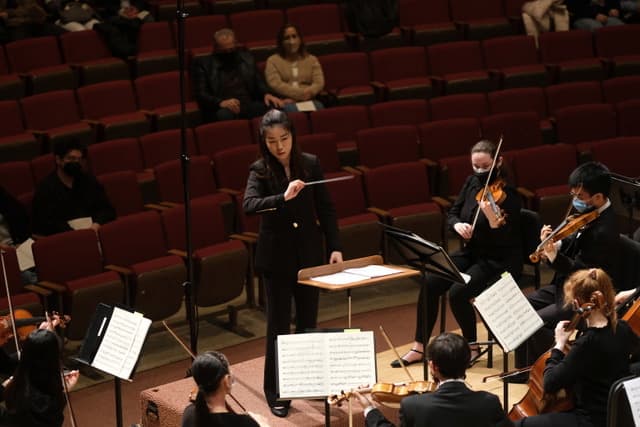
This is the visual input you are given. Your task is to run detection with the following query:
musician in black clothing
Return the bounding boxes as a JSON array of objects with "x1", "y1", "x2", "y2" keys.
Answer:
[
  {"x1": 181, "y1": 351, "x2": 266, "y2": 427},
  {"x1": 514, "y1": 162, "x2": 621, "y2": 372},
  {"x1": 516, "y1": 268, "x2": 639, "y2": 427},
  {"x1": 391, "y1": 140, "x2": 522, "y2": 367}
]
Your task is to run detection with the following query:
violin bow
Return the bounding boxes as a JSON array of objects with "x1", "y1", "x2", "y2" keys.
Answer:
[
  {"x1": 0, "y1": 248, "x2": 22, "y2": 357},
  {"x1": 470, "y1": 135, "x2": 504, "y2": 233},
  {"x1": 161, "y1": 321, "x2": 248, "y2": 414},
  {"x1": 378, "y1": 326, "x2": 416, "y2": 383}
]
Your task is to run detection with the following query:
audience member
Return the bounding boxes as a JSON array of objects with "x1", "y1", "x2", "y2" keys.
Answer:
[
  {"x1": 181, "y1": 351, "x2": 268, "y2": 427},
  {"x1": 355, "y1": 332, "x2": 513, "y2": 427},
  {"x1": 0, "y1": 187, "x2": 36, "y2": 284},
  {"x1": 621, "y1": 0, "x2": 640, "y2": 21},
  {"x1": 192, "y1": 28, "x2": 284, "y2": 123},
  {"x1": 0, "y1": 325, "x2": 79, "y2": 427},
  {"x1": 565, "y1": 0, "x2": 625, "y2": 30},
  {"x1": 265, "y1": 24, "x2": 325, "y2": 112},
  {"x1": 0, "y1": 0, "x2": 48, "y2": 42},
  {"x1": 31, "y1": 140, "x2": 115, "y2": 236},
  {"x1": 52, "y1": 0, "x2": 100, "y2": 32}
]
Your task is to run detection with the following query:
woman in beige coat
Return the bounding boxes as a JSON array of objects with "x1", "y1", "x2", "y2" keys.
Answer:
[{"x1": 265, "y1": 24, "x2": 325, "y2": 112}]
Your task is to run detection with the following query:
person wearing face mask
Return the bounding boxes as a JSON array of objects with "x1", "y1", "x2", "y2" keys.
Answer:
[
  {"x1": 511, "y1": 161, "x2": 622, "y2": 381},
  {"x1": 264, "y1": 24, "x2": 325, "y2": 112},
  {"x1": 390, "y1": 140, "x2": 523, "y2": 369},
  {"x1": 31, "y1": 140, "x2": 115, "y2": 236},
  {"x1": 191, "y1": 28, "x2": 284, "y2": 123}
]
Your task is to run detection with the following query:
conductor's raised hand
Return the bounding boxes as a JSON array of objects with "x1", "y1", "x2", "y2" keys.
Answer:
[
  {"x1": 284, "y1": 179, "x2": 305, "y2": 201},
  {"x1": 329, "y1": 251, "x2": 343, "y2": 264},
  {"x1": 453, "y1": 222, "x2": 473, "y2": 240}
]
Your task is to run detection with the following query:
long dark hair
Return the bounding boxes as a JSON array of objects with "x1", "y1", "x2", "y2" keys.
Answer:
[
  {"x1": 192, "y1": 351, "x2": 230, "y2": 427},
  {"x1": 5, "y1": 329, "x2": 66, "y2": 424},
  {"x1": 276, "y1": 24, "x2": 307, "y2": 58},
  {"x1": 257, "y1": 109, "x2": 306, "y2": 184}
]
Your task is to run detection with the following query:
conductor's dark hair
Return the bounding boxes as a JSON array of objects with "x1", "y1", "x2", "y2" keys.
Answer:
[
  {"x1": 53, "y1": 139, "x2": 87, "y2": 159},
  {"x1": 427, "y1": 332, "x2": 470, "y2": 380},
  {"x1": 5, "y1": 329, "x2": 66, "y2": 421},
  {"x1": 192, "y1": 351, "x2": 230, "y2": 427},
  {"x1": 257, "y1": 109, "x2": 306, "y2": 181},
  {"x1": 276, "y1": 24, "x2": 307, "y2": 58},
  {"x1": 568, "y1": 161, "x2": 611, "y2": 198}
]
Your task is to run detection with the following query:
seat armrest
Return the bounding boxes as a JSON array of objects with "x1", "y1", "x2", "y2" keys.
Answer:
[
  {"x1": 367, "y1": 207, "x2": 391, "y2": 220},
  {"x1": 432, "y1": 196, "x2": 452, "y2": 210},
  {"x1": 168, "y1": 249, "x2": 188, "y2": 258},
  {"x1": 24, "y1": 284, "x2": 52, "y2": 297},
  {"x1": 37, "y1": 280, "x2": 67, "y2": 293},
  {"x1": 105, "y1": 264, "x2": 133, "y2": 275}
]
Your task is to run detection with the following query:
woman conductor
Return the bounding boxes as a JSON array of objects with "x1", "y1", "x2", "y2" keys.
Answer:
[{"x1": 243, "y1": 109, "x2": 343, "y2": 417}]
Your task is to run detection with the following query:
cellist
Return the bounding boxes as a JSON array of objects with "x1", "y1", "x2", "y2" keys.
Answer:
[
  {"x1": 515, "y1": 268, "x2": 639, "y2": 427},
  {"x1": 513, "y1": 162, "x2": 622, "y2": 377}
]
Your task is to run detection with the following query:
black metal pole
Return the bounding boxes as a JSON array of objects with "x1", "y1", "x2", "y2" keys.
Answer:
[
  {"x1": 176, "y1": 1, "x2": 197, "y2": 355},
  {"x1": 115, "y1": 377, "x2": 123, "y2": 427}
]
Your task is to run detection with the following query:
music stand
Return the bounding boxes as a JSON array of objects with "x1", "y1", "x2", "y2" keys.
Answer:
[
  {"x1": 382, "y1": 223, "x2": 466, "y2": 380},
  {"x1": 611, "y1": 173, "x2": 640, "y2": 236}
]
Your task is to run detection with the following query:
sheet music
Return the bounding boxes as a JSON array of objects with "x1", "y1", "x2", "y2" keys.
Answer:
[
  {"x1": 91, "y1": 307, "x2": 151, "y2": 380},
  {"x1": 473, "y1": 272, "x2": 543, "y2": 352},
  {"x1": 68, "y1": 217, "x2": 92, "y2": 230},
  {"x1": 311, "y1": 264, "x2": 403, "y2": 285},
  {"x1": 277, "y1": 331, "x2": 376, "y2": 399},
  {"x1": 624, "y1": 376, "x2": 640, "y2": 426},
  {"x1": 16, "y1": 238, "x2": 34, "y2": 271}
]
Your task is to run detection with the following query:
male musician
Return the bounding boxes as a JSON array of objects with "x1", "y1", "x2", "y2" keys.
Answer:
[
  {"x1": 355, "y1": 332, "x2": 513, "y2": 427},
  {"x1": 513, "y1": 161, "x2": 621, "y2": 375}
]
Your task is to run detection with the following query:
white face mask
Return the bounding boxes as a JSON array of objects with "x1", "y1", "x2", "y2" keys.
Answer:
[{"x1": 472, "y1": 166, "x2": 491, "y2": 174}]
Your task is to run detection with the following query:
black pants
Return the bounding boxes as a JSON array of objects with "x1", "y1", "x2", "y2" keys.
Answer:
[
  {"x1": 414, "y1": 251, "x2": 521, "y2": 344},
  {"x1": 515, "y1": 412, "x2": 582, "y2": 427},
  {"x1": 514, "y1": 283, "x2": 573, "y2": 368},
  {"x1": 262, "y1": 272, "x2": 320, "y2": 407}
]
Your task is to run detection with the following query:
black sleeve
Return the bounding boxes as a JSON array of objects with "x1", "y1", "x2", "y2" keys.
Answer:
[
  {"x1": 310, "y1": 158, "x2": 341, "y2": 253},
  {"x1": 243, "y1": 169, "x2": 285, "y2": 215},
  {"x1": 543, "y1": 338, "x2": 591, "y2": 393},
  {"x1": 0, "y1": 188, "x2": 30, "y2": 244},
  {"x1": 365, "y1": 408, "x2": 396, "y2": 427},
  {"x1": 181, "y1": 404, "x2": 195, "y2": 427},
  {"x1": 31, "y1": 180, "x2": 72, "y2": 236},
  {"x1": 191, "y1": 57, "x2": 222, "y2": 110},
  {"x1": 447, "y1": 177, "x2": 472, "y2": 230}
]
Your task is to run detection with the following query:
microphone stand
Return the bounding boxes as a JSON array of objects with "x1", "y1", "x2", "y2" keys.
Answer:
[{"x1": 176, "y1": 0, "x2": 198, "y2": 355}]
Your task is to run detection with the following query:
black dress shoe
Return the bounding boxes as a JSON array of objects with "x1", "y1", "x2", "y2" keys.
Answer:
[
  {"x1": 270, "y1": 405, "x2": 289, "y2": 418},
  {"x1": 390, "y1": 348, "x2": 424, "y2": 368}
]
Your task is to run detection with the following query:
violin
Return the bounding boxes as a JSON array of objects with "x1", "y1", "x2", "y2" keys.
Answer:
[
  {"x1": 475, "y1": 178, "x2": 507, "y2": 227},
  {"x1": 327, "y1": 380, "x2": 437, "y2": 408},
  {"x1": 508, "y1": 300, "x2": 597, "y2": 420},
  {"x1": 0, "y1": 309, "x2": 70, "y2": 346},
  {"x1": 529, "y1": 209, "x2": 600, "y2": 263}
]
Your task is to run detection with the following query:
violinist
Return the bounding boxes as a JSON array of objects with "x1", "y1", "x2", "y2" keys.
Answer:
[
  {"x1": 355, "y1": 333, "x2": 513, "y2": 427},
  {"x1": 181, "y1": 351, "x2": 268, "y2": 427},
  {"x1": 0, "y1": 318, "x2": 79, "y2": 427},
  {"x1": 391, "y1": 140, "x2": 522, "y2": 367},
  {"x1": 515, "y1": 268, "x2": 639, "y2": 427},
  {"x1": 514, "y1": 162, "x2": 621, "y2": 375}
]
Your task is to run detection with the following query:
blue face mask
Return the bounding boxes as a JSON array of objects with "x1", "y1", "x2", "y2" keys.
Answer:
[{"x1": 572, "y1": 197, "x2": 593, "y2": 213}]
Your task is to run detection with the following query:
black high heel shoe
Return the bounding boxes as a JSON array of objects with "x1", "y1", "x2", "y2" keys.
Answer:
[{"x1": 390, "y1": 348, "x2": 424, "y2": 368}]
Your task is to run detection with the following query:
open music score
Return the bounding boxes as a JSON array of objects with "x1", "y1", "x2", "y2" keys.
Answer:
[
  {"x1": 622, "y1": 376, "x2": 640, "y2": 426},
  {"x1": 473, "y1": 272, "x2": 543, "y2": 353},
  {"x1": 277, "y1": 330, "x2": 376, "y2": 399},
  {"x1": 299, "y1": 255, "x2": 419, "y2": 291}
]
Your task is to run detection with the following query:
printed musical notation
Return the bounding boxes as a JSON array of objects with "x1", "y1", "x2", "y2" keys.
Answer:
[
  {"x1": 277, "y1": 331, "x2": 376, "y2": 399},
  {"x1": 473, "y1": 272, "x2": 543, "y2": 353}
]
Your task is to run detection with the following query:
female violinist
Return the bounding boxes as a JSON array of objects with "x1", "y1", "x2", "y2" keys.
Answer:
[
  {"x1": 181, "y1": 351, "x2": 268, "y2": 427},
  {"x1": 515, "y1": 268, "x2": 639, "y2": 427},
  {"x1": 0, "y1": 319, "x2": 79, "y2": 427},
  {"x1": 514, "y1": 162, "x2": 622, "y2": 374},
  {"x1": 391, "y1": 140, "x2": 522, "y2": 367},
  {"x1": 356, "y1": 333, "x2": 512, "y2": 427}
]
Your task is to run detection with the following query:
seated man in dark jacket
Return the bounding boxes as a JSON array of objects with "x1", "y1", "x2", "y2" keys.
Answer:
[
  {"x1": 192, "y1": 28, "x2": 284, "y2": 123},
  {"x1": 566, "y1": 0, "x2": 624, "y2": 30},
  {"x1": 355, "y1": 333, "x2": 513, "y2": 427},
  {"x1": 32, "y1": 140, "x2": 116, "y2": 236}
]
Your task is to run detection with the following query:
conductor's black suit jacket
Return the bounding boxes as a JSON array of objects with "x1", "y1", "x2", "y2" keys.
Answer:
[
  {"x1": 243, "y1": 153, "x2": 340, "y2": 275},
  {"x1": 365, "y1": 381, "x2": 514, "y2": 427}
]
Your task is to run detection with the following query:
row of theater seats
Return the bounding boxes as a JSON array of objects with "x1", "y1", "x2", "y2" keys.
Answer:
[
  {"x1": 4, "y1": 134, "x2": 638, "y2": 337},
  {"x1": 1, "y1": 74, "x2": 639, "y2": 165},
  {"x1": 1, "y1": 23, "x2": 638, "y2": 103}
]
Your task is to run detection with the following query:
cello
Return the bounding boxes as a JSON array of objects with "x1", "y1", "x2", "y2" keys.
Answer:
[{"x1": 508, "y1": 300, "x2": 597, "y2": 421}]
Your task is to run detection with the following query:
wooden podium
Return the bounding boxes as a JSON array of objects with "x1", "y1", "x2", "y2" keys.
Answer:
[{"x1": 298, "y1": 255, "x2": 418, "y2": 327}]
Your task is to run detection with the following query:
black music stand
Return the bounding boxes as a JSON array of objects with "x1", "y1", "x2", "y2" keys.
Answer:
[
  {"x1": 611, "y1": 173, "x2": 640, "y2": 236},
  {"x1": 382, "y1": 223, "x2": 466, "y2": 380}
]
